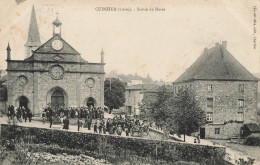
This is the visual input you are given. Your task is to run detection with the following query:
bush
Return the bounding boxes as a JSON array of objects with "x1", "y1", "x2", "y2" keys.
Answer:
[
  {"x1": 1, "y1": 124, "x2": 225, "y2": 165},
  {"x1": 243, "y1": 134, "x2": 260, "y2": 146}
]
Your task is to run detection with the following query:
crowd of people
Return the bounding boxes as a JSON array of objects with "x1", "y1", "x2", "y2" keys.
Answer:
[
  {"x1": 79, "y1": 115, "x2": 150, "y2": 136},
  {"x1": 7, "y1": 105, "x2": 33, "y2": 123},
  {"x1": 41, "y1": 105, "x2": 149, "y2": 137}
]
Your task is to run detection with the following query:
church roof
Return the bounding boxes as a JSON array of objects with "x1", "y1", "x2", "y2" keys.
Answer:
[
  {"x1": 25, "y1": 5, "x2": 41, "y2": 47},
  {"x1": 32, "y1": 34, "x2": 80, "y2": 55},
  {"x1": 53, "y1": 18, "x2": 62, "y2": 26},
  {"x1": 174, "y1": 43, "x2": 258, "y2": 83}
]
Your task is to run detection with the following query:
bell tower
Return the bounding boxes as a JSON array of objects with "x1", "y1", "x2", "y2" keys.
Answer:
[
  {"x1": 24, "y1": 5, "x2": 41, "y2": 59},
  {"x1": 53, "y1": 13, "x2": 62, "y2": 36}
]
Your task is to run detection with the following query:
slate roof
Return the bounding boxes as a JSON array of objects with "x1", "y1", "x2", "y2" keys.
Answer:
[
  {"x1": 126, "y1": 84, "x2": 157, "y2": 91},
  {"x1": 174, "y1": 43, "x2": 258, "y2": 83},
  {"x1": 244, "y1": 123, "x2": 260, "y2": 132},
  {"x1": 53, "y1": 18, "x2": 62, "y2": 26},
  {"x1": 25, "y1": 5, "x2": 41, "y2": 47},
  {"x1": 33, "y1": 34, "x2": 80, "y2": 55}
]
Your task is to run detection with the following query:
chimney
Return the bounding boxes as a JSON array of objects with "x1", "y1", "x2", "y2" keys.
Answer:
[
  {"x1": 6, "y1": 42, "x2": 11, "y2": 60},
  {"x1": 222, "y1": 41, "x2": 227, "y2": 49},
  {"x1": 215, "y1": 42, "x2": 220, "y2": 47}
]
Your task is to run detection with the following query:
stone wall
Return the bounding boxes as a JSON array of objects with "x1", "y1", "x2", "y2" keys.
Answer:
[
  {"x1": 205, "y1": 123, "x2": 243, "y2": 139},
  {"x1": 125, "y1": 89, "x2": 142, "y2": 116},
  {"x1": 173, "y1": 80, "x2": 258, "y2": 139},
  {"x1": 194, "y1": 80, "x2": 258, "y2": 124}
]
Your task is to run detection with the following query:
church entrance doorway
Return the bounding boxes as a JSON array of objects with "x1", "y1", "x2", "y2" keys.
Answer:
[
  {"x1": 19, "y1": 96, "x2": 29, "y2": 108},
  {"x1": 51, "y1": 89, "x2": 65, "y2": 109},
  {"x1": 86, "y1": 97, "x2": 95, "y2": 108}
]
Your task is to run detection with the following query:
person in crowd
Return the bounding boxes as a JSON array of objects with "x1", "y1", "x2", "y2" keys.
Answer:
[
  {"x1": 7, "y1": 105, "x2": 11, "y2": 119},
  {"x1": 109, "y1": 124, "x2": 114, "y2": 135},
  {"x1": 125, "y1": 126, "x2": 129, "y2": 136},
  {"x1": 197, "y1": 134, "x2": 200, "y2": 144},
  {"x1": 49, "y1": 115, "x2": 53, "y2": 128},
  {"x1": 77, "y1": 118, "x2": 82, "y2": 131},
  {"x1": 87, "y1": 117, "x2": 92, "y2": 130},
  {"x1": 27, "y1": 108, "x2": 32, "y2": 122},
  {"x1": 75, "y1": 109, "x2": 78, "y2": 118},
  {"x1": 16, "y1": 107, "x2": 22, "y2": 122},
  {"x1": 94, "y1": 121, "x2": 98, "y2": 133},
  {"x1": 99, "y1": 119, "x2": 104, "y2": 134},
  {"x1": 103, "y1": 121, "x2": 106, "y2": 134},
  {"x1": 117, "y1": 124, "x2": 122, "y2": 136},
  {"x1": 42, "y1": 110, "x2": 46, "y2": 124},
  {"x1": 64, "y1": 116, "x2": 69, "y2": 130},
  {"x1": 24, "y1": 108, "x2": 28, "y2": 122}
]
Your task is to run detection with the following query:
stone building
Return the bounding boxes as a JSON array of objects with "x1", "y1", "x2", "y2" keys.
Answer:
[
  {"x1": 173, "y1": 41, "x2": 258, "y2": 139},
  {"x1": 125, "y1": 84, "x2": 157, "y2": 118},
  {"x1": 6, "y1": 6, "x2": 105, "y2": 115}
]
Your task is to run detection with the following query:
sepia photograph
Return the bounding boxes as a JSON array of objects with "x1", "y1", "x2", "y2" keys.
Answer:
[{"x1": 0, "y1": 0, "x2": 259, "y2": 164}]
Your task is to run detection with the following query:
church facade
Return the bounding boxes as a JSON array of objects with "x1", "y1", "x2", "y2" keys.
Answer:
[{"x1": 6, "y1": 6, "x2": 105, "y2": 115}]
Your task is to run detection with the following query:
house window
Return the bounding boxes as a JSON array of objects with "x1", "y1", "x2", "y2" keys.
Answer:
[
  {"x1": 208, "y1": 84, "x2": 213, "y2": 91},
  {"x1": 207, "y1": 98, "x2": 213, "y2": 109},
  {"x1": 237, "y1": 112, "x2": 244, "y2": 121},
  {"x1": 239, "y1": 84, "x2": 244, "y2": 92},
  {"x1": 215, "y1": 128, "x2": 220, "y2": 134},
  {"x1": 206, "y1": 112, "x2": 213, "y2": 121},
  {"x1": 238, "y1": 99, "x2": 244, "y2": 108},
  {"x1": 127, "y1": 106, "x2": 132, "y2": 115}
]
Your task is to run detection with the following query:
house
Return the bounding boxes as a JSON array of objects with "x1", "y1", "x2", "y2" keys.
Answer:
[
  {"x1": 173, "y1": 41, "x2": 258, "y2": 139},
  {"x1": 125, "y1": 84, "x2": 158, "y2": 118}
]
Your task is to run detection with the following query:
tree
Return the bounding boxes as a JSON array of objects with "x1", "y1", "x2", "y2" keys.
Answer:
[
  {"x1": 150, "y1": 85, "x2": 174, "y2": 128},
  {"x1": 171, "y1": 89, "x2": 206, "y2": 142},
  {"x1": 149, "y1": 86, "x2": 206, "y2": 142},
  {"x1": 104, "y1": 78, "x2": 126, "y2": 114}
]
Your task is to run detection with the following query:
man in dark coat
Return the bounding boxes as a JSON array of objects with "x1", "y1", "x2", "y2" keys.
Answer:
[
  {"x1": 77, "y1": 118, "x2": 82, "y2": 131},
  {"x1": 65, "y1": 117, "x2": 69, "y2": 130},
  {"x1": 49, "y1": 116, "x2": 53, "y2": 128},
  {"x1": 27, "y1": 108, "x2": 32, "y2": 122},
  {"x1": 87, "y1": 117, "x2": 92, "y2": 130},
  {"x1": 94, "y1": 121, "x2": 98, "y2": 133}
]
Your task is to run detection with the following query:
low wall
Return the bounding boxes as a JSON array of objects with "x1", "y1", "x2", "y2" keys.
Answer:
[{"x1": 1, "y1": 124, "x2": 226, "y2": 164}]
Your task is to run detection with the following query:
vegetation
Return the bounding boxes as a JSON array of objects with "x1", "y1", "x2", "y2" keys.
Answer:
[
  {"x1": 1, "y1": 124, "x2": 225, "y2": 165},
  {"x1": 149, "y1": 87, "x2": 206, "y2": 141},
  {"x1": 104, "y1": 78, "x2": 126, "y2": 113},
  {"x1": 235, "y1": 158, "x2": 255, "y2": 165},
  {"x1": 243, "y1": 134, "x2": 260, "y2": 146}
]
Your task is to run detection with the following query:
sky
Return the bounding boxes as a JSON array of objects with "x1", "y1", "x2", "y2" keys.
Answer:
[{"x1": 0, "y1": 0, "x2": 259, "y2": 82}]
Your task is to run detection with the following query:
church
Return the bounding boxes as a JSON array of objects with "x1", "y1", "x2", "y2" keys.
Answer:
[{"x1": 6, "y1": 6, "x2": 105, "y2": 115}]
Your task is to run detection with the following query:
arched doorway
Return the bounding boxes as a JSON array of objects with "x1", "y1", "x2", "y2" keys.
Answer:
[
  {"x1": 86, "y1": 97, "x2": 95, "y2": 108},
  {"x1": 19, "y1": 96, "x2": 29, "y2": 108},
  {"x1": 51, "y1": 89, "x2": 65, "y2": 108}
]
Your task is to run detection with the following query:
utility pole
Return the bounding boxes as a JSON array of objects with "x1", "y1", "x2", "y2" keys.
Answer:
[{"x1": 110, "y1": 78, "x2": 111, "y2": 90}]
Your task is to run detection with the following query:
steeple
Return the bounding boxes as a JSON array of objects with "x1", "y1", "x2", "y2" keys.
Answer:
[
  {"x1": 53, "y1": 13, "x2": 62, "y2": 36},
  {"x1": 24, "y1": 5, "x2": 41, "y2": 59},
  {"x1": 6, "y1": 42, "x2": 11, "y2": 60},
  {"x1": 100, "y1": 47, "x2": 104, "y2": 63}
]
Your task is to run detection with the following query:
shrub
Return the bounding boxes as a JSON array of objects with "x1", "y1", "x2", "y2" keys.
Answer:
[
  {"x1": 1, "y1": 124, "x2": 225, "y2": 165},
  {"x1": 243, "y1": 134, "x2": 260, "y2": 146}
]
